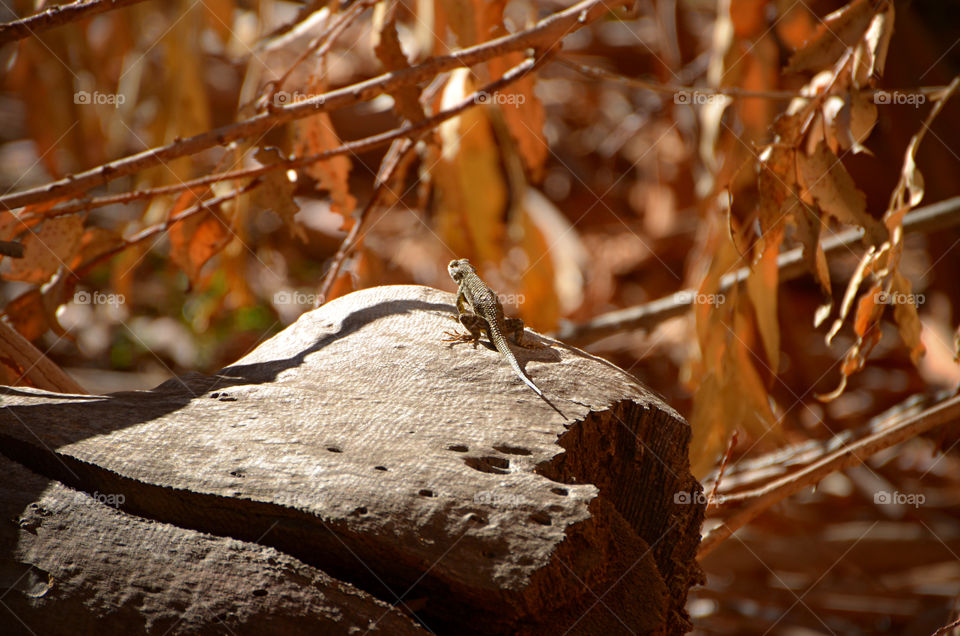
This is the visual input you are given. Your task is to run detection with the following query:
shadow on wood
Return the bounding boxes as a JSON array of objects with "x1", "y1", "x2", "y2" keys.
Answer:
[{"x1": 0, "y1": 285, "x2": 704, "y2": 634}]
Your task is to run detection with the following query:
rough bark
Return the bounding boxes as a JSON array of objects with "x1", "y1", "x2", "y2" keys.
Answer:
[{"x1": 0, "y1": 284, "x2": 703, "y2": 634}]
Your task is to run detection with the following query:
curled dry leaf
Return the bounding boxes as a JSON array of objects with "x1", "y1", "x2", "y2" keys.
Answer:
[{"x1": 6, "y1": 215, "x2": 84, "y2": 284}]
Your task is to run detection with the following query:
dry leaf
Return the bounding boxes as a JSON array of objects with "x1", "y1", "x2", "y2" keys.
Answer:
[
  {"x1": 6, "y1": 216, "x2": 84, "y2": 284},
  {"x1": 3, "y1": 289, "x2": 49, "y2": 342},
  {"x1": 253, "y1": 147, "x2": 306, "y2": 242},
  {"x1": 432, "y1": 68, "x2": 508, "y2": 265},
  {"x1": 169, "y1": 206, "x2": 232, "y2": 284},
  {"x1": 372, "y1": 1, "x2": 425, "y2": 122},
  {"x1": 746, "y1": 227, "x2": 783, "y2": 374},
  {"x1": 891, "y1": 271, "x2": 926, "y2": 365},
  {"x1": 798, "y1": 143, "x2": 885, "y2": 244},
  {"x1": 852, "y1": 2, "x2": 895, "y2": 87},
  {"x1": 785, "y1": 0, "x2": 876, "y2": 74}
]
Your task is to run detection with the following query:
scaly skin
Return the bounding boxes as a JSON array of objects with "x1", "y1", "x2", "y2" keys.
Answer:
[{"x1": 447, "y1": 258, "x2": 544, "y2": 397}]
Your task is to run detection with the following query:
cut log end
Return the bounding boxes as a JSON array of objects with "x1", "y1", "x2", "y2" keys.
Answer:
[{"x1": 0, "y1": 285, "x2": 703, "y2": 634}]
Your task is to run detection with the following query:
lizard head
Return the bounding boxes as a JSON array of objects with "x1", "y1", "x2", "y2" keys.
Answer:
[{"x1": 447, "y1": 258, "x2": 475, "y2": 283}]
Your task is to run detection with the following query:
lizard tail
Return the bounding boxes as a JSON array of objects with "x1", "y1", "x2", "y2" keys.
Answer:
[{"x1": 490, "y1": 322, "x2": 544, "y2": 397}]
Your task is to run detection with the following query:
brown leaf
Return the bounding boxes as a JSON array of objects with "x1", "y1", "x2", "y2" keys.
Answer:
[
  {"x1": 432, "y1": 69, "x2": 508, "y2": 265},
  {"x1": 891, "y1": 271, "x2": 926, "y2": 365},
  {"x1": 489, "y1": 51, "x2": 549, "y2": 180},
  {"x1": 253, "y1": 147, "x2": 306, "y2": 241},
  {"x1": 6, "y1": 216, "x2": 84, "y2": 284},
  {"x1": 746, "y1": 227, "x2": 783, "y2": 374},
  {"x1": 294, "y1": 96, "x2": 357, "y2": 218},
  {"x1": 852, "y1": 2, "x2": 895, "y2": 87},
  {"x1": 169, "y1": 207, "x2": 232, "y2": 284},
  {"x1": 372, "y1": 1, "x2": 425, "y2": 122},
  {"x1": 72, "y1": 227, "x2": 125, "y2": 270},
  {"x1": 798, "y1": 143, "x2": 885, "y2": 244},
  {"x1": 3, "y1": 289, "x2": 49, "y2": 342},
  {"x1": 786, "y1": 0, "x2": 876, "y2": 74}
]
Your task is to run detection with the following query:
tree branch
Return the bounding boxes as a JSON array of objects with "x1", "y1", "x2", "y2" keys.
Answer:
[
  {"x1": 697, "y1": 393, "x2": 960, "y2": 559},
  {"x1": 0, "y1": 0, "x2": 151, "y2": 46},
  {"x1": 554, "y1": 195, "x2": 960, "y2": 346},
  {"x1": 0, "y1": 0, "x2": 627, "y2": 212}
]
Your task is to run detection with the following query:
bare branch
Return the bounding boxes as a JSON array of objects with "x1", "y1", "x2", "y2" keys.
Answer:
[
  {"x1": 40, "y1": 53, "x2": 548, "y2": 223},
  {"x1": 554, "y1": 195, "x2": 960, "y2": 346},
  {"x1": 0, "y1": 0, "x2": 627, "y2": 212},
  {"x1": 697, "y1": 393, "x2": 960, "y2": 559},
  {"x1": 557, "y1": 56, "x2": 952, "y2": 101},
  {"x1": 0, "y1": 0, "x2": 151, "y2": 46}
]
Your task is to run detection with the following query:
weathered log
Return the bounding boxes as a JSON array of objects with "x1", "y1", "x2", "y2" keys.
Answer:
[{"x1": 0, "y1": 285, "x2": 704, "y2": 634}]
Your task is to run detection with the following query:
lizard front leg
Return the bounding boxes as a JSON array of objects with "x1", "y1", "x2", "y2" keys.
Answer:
[{"x1": 443, "y1": 312, "x2": 486, "y2": 348}]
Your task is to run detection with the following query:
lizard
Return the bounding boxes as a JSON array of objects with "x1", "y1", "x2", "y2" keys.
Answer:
[{"x1": 445, "y1": 258, "x2": 565, "y2": 417}]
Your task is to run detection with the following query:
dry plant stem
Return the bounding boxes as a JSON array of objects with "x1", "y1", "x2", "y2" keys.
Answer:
[
  {"x1": 697, "y1": 393, "x2": 960, "y2": 559},
  {"x1": 555, "y1": 194, "x2": 960, "y2": 346},
  {"x1": 317, "y1": 137, "x2": 415, "y2": 303},
  {"x1": 707, "y1": 430, "x2": 737, "y2": 511},
  {"x1": 0, "y1": 320, "x2": 87, "y2": 393},
  {"x1": 0, "y1": 0, "x2": 150, "y2": 45},
  {"x1": 0, "y1": 0, "x2": 626, "y2": 212},
  {"x1": 556, "y1": 56, "x2": 950, "y2": 100}
]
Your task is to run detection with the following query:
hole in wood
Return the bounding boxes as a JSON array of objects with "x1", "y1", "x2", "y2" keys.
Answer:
[
  {"x1": 447, "y1": 444, "x2": 469, "y2": 452},
  {"x1": 550, "y1": 487, "x2": 568, "y2": 496},
  {"x1": 252, "y1": 589, "x2": 267, "y2": 597},
  {"x1": 418, "y1": 489, "x2": 436, "y2": 497},
  {"x1": 463, "y1": 456, "x2": 510, "y2": 475},
  {"x1": 492, "y1": 444, "x2": 532, "y2": 456},
  {"x1": 374, "y1": 465, "x2": 388, "y2": 471},
  {"x1": 326, "y1": 447, "x2": 342, "y2": 453},
  {"x1": 529, "y1": 512, "x2": 552, "y2": 526}
]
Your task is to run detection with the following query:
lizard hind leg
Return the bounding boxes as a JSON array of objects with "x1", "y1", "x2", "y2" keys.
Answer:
[{"x1": 504, "y1": 317, "x2": 527, "y2": 346}]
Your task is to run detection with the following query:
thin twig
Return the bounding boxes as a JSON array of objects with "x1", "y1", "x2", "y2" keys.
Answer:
[
  {"x1": 553, "y1": 195, "x2": 960, "y2": 346},
  {"x1": 74, "y1": 179, "x2": 263, "y2": 277},
  {"x1": 0, "y1": 0, "x2": 627, "y2": 212},
  {"x1": 697, "y1": 393, "x2": 960, "y2": 559},
  {"x1": 0, "y1": 0, "x2": 150, "y2": 45},
  {"x1": 556, "y1": 56, "x2": 951, "y2": 101},
  {"x1": 316, "y1": 137, "x2": 416, "y2": 303}
]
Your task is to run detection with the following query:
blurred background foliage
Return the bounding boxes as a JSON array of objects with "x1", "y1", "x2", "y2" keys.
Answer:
[{"x1": 2, "y1": 0, "x2": 960, "y2": 632}]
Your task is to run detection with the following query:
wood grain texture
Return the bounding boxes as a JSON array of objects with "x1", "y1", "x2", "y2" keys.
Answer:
[{"x1": 0, "y1": 285, "x2": 703, "y2": 634}]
